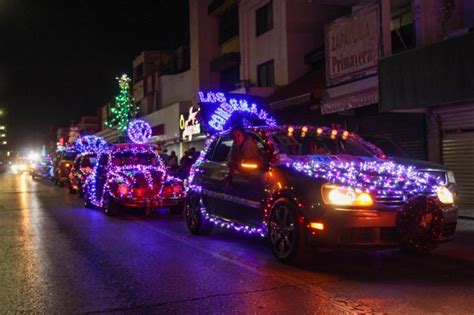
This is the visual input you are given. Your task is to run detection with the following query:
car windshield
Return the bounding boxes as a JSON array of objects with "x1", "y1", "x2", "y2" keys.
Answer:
[
  {"x1": 272, "y1": 134, "x2": 374, "y2": 157},
  {"x1": 81, "y1": 156, "x2": 97, "y2": 167},
  {"x1": 112, "y1": 152, "x2": 159, "y2": 167},
  {"x1": 363, "y1": 137, "x2": 411, "y2": 158}
]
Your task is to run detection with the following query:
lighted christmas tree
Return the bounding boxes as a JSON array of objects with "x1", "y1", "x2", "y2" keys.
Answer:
[{"x1": 106, "y1": 74, "x2": 139, "y2": 131}]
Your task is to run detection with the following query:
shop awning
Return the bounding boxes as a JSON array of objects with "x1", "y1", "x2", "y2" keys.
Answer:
[
  {"x1": 268, "y1": 70, "x2": 325, "y2": 111},
  {"x1": 379, "y1": 31, "x2": 474, "y2": 112},
  {"x1": 321, "y1": 75, "x2": 378, "y2": 114}
]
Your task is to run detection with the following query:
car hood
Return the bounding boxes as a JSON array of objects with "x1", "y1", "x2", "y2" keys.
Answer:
[
  {"x1": 280, "y1": 154, "x2": 441, "y2": 196},
  {"x1": 388, "y1": 157, "x2": 447, "y2": 171}
]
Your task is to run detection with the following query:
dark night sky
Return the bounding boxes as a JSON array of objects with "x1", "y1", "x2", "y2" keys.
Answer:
[{"x1": 0, "y1": 0, "x2": 189, "y2": 150}]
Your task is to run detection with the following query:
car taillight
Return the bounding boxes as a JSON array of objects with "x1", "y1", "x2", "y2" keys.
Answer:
[
  {"x1": 172, "y1": 184, "x2": 183, "y2": 194},
  {"x1": 133, "y1": 187, "x2": 146, "y2": 198},
  {"x1": 162, "y1": 186, "x2": 173, "y2": 198}
]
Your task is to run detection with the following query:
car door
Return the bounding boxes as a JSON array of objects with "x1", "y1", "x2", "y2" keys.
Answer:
[
  {"x1": 200, "y1": 134, "x2": 235, "y2": 219},
  {"x1": 94, "y1": 153, "x2": 109, "y2": 201},
  {"x1": 226, "y1": 132, "x2": 268, "y2": 226}
]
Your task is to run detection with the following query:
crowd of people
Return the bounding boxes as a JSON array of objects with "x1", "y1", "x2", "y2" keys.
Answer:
[{"x1": 161, "y1": 147, "x2": 200, "y2": 179}]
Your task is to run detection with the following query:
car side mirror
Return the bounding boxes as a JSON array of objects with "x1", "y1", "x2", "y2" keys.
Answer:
[{"x1": 240, "y1": 159, "x2": 262, "y2": 172}]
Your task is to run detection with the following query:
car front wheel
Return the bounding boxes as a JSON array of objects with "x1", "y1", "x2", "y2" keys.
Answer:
[
  {"x1": 170, "y1": 203, "x2": 185, "y2": 215},
  {"x1": 103, "y1": 193, "x2": 119, "y2": 216},
  {"x1": 269, "y1": 199, "x2": 311, "y2": 264},
  {"x1": 185, "y1": 192, "x2": 213, "y2": 235}
]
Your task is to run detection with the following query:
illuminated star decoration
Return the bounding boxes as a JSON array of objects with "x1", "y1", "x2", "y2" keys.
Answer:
[
  {"x1": 75, "y1": 135, "x2": 108, "y2": 153},
  {"x1": 127, "y1": 119, "x2": 152, "y2": 144},
  {"x1": 106, "y1": 74, "x2": 138, "y2": 131}
]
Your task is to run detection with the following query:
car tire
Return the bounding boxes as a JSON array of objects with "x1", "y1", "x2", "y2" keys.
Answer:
[
  {"x1": 78, "y1": 186, "x2": 84, "y2": 198},
  {"x1": 170, "y1": 203, "x2": 185, "y2": 215},
  {"x1": 185, "y1": 192, "x2": 213, "y2": 235},
  {"x1": 103, "y1": 193, "x2": 119, "y2": 217},
  {"x1": 68, "y1": 184, "x2": 76, "y2": 194},
  {"x1": 83, "y1": 188, "x2": 93, "y2": 208},
  {"x1": 268, "y1": 198, "x2": 312, "y2": 265},
  {"x1": 399, "y1": 243, "x2": 432, "y2": 256}
]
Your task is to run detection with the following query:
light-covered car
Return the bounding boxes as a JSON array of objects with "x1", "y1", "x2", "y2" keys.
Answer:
[
  {"x1": 83, "y1": 144, "x2": 185, "y2": 216},
  {"x1": 185, "y1": 126, "x2": 458, "y2": 263}
]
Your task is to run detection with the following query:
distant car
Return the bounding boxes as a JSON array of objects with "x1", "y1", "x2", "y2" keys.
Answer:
[
  {"x1": 11, "y1": 157, "x2": 29, "y2": 174},
  {"x1": 68, "y1": 152, "x2": 97, "y2": 195},
  {"x1": 361, "y1": 135, "x2": 457, "y2": 195},
  {"x1": 83, "y1": 143, "x2": 185, "y2": 216},
  {"x1": 185, "y1": 126, "x2": 458, "y2": 263},
  {"x1": 53, "y1": 149, "x2": 78, "y2": 186},
  {"x1": 31, "y1": 156, "x2": 53, "y2": 180}
]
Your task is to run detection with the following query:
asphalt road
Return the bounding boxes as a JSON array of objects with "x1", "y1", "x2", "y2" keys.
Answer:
[{"x1": 1, "y1": 173, "x2": 474, "y2": 314}]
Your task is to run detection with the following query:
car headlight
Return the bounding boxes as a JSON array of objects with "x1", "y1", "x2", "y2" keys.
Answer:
[
  {"x1": 447, "y1": 171, "x2": 456, "y2": 183},
  {"x1": 437, "y1": 186, "x2": 453, "y2": 204},
  {"x1": 322, "y1": 184, "x2": 373, "y2": 207}
]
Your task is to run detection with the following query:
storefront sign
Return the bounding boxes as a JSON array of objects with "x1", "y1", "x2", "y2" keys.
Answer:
[
  {"x1": 322, "y1": 86, "x2": 378, "y2": 114},
  {"x1": 325, "y1": 5, "x2": 380, "y2": 86},
  {"x1": 180, "y1": 106, "x2": 201, "y2": 141}
]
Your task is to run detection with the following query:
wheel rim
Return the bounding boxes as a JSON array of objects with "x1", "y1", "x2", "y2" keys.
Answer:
[
  {"x1": 269, "y1": 205, "x2": 296, "y2": 258},
  {"x1": 185, "y1": 195, "x2": 200, "y2": 229}
]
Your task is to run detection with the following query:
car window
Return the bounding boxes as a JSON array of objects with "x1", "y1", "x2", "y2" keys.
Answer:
[
  {"x1": 74, "y1": 157, "x2": 81, "y2": 169},
  {"x1": 211, "y1": 135, "x2": 233, "y2": 163},
  {"x1": 205, "y1": 138, "x2": 218, "y2": 160},
  {"x1": 98, "y1": 154, "x2": 109, "y2": 168},
  {"x1": 112, "y1": 152, "x2": 160, "y2": 166},
  {"x1": 272, "y1": 134, "x2": 372, "y2": 157},
  {"x1": 81, "y1": 156, "x2": 96, "y2": 168},
  {"x1": 247, "y1": 132, "x2": 266, "y2": 157}
]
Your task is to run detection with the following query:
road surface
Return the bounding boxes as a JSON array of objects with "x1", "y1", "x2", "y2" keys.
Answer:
[{"x1": 1, "y1": 173, "x2": 474, "y2": 314}]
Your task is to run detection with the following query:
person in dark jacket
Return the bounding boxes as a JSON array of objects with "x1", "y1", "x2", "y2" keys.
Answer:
[{"x1": 228, "y1": 125, "x2": 261, "y2": 175}]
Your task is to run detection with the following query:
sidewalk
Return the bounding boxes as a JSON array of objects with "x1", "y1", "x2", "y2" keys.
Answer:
[{"x1": 458, "y1": 204, "x2": 474, "y2": 220}]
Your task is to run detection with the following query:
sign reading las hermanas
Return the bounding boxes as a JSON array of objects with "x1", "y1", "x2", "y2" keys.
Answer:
[{"x1": 325, "y1": 5, "x2": 380, "y2": 85}]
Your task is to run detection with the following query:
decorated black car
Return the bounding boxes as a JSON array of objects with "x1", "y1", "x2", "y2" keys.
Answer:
[
  {"x1": 83, "y1": 140, "x2": 185, "y2": 216},
  {"x1": 185, "y1": 125, "x2": 458, "y2": 263}
]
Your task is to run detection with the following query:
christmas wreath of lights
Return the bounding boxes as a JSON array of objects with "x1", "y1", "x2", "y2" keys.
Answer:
[
  {"x1": 397, "y1": 195, "x2": 445, "y2": 253},
  {"x1": 127, "y1": 119, "x2": 152, "y2": 144}
]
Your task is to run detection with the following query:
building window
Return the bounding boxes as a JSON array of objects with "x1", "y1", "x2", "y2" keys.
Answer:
[
  {"x1": 220, "y1": 65, "x2": 240, "y2": 91},
  {"x1": 256, "y1": 1, "x2": 273, "y2": 36},
  {"x1": 134, "y1": 63, "x2": 144, "y2": 81},
  {"x1": 391, "y1": 4, "x2": 414, "y2": 53},
  {"x1": 219, "y1": 5, "x2": 239, "y2": 43},
  {"x1": 257, "y1": 60, "x2": 274, "y2": 87}
]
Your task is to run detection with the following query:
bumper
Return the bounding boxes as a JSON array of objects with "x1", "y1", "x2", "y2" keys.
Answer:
[
  {"x1": 116, "y1": 197, "x2": 184, "y2": 208},
  {"x1": 304, "y1": 204, "x2": 458, "y2": 248}
]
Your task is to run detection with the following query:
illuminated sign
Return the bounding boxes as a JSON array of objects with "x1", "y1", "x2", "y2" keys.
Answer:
[
  {"x1": 198, "y1": 91, "x2": 276, "y2": 131},
  {"x1": 180, "y1": 106, "x2": 201, "y2": 141}
]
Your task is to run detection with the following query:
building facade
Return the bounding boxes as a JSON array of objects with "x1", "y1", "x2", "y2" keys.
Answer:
[
  {"x1": 377, "y1": 0, "x2": 474, "y2": 205},
  {"x1": 132, "y1": 47, "x2": 190, "y2": 116}
]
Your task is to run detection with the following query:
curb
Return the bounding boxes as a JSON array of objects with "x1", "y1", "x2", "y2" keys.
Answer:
[{"x1": 458, "y1": 215, "x2": 474, "y2": 221}]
